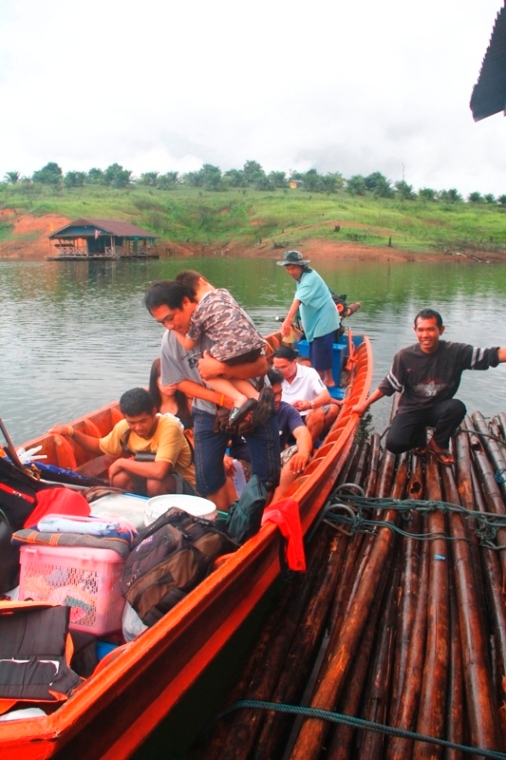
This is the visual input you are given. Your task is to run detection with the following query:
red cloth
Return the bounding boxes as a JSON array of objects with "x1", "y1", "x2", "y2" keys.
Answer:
[
  {"x1": 261, "y1": 497, "x2": 306, "y2": 572},
  {"x1": 24, "y1": 487, "x2": 90, "y2": 528}
]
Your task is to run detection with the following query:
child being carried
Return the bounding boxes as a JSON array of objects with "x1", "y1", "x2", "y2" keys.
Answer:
[{"x1": 175, "y1": 270, "x2": 272, "y2": 426}]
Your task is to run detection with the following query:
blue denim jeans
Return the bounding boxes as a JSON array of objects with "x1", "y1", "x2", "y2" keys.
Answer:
[{"x1": 193, "y1": 409, "x2": 280, "y2": 497}]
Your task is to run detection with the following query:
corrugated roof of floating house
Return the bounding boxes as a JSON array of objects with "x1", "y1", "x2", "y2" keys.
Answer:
[
  {"x1": 470, "y1": 3, "x2": 506, "y2": 121},
  {"x1": 49, "y1": 218, "x2": 157, "y2": 240}
]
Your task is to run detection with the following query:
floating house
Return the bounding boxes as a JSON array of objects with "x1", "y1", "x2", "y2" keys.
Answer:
[{"x1": 48, "y1": 218, "x2": 158, "y2": 260}]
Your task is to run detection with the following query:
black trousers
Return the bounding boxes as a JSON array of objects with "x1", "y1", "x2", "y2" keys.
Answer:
[{"x1": 385, "y1": 399, "x2": 467, "y2": 455}]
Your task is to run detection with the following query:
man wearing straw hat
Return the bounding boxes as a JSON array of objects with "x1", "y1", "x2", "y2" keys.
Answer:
[
  {"x1": 352, "y1": 308, "x2": 506, "y2": 465},
  {"x1": 277, "y1": 250, "x2": 340, "y2": 388}
]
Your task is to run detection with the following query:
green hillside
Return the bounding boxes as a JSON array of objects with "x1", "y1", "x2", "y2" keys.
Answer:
[{"x1": 1, "y1": 182, "x2": 506, "y2": 259}]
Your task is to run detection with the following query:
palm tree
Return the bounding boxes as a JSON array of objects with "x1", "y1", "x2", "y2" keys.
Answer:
[
  {"x1": 418, "y1": 187, "x2": 437, "y2": 201},
  {"x1": 4, "y1": 171, "x2": 20, "y2": 184}
]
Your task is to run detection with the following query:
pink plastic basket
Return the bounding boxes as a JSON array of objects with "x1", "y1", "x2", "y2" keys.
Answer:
[{"x1": 19, "y1": 544, "x2": 125, "y2": 635}]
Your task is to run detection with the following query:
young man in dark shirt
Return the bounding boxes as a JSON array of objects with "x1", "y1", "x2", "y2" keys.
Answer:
[
  {"x1": 267, "y1": 368, "x2": 313, "y2": 501},
  {"x1": 352, "y1": 308, "x2": 506, "y2": 464}
]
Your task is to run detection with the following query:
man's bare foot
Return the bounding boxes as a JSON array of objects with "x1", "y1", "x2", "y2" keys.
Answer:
[{"x1": 428, "y1": 438, "x2": 454, "y2": 465}]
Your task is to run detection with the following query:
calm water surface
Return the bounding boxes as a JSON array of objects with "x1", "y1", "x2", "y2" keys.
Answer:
[{"x1": 2, "y1": 257, "x2": 506, "y2": 445}]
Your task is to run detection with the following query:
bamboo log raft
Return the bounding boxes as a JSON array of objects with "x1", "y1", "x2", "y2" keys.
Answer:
[{"x1": 201, "y1": 413, "x2": 506, "y2": 759}]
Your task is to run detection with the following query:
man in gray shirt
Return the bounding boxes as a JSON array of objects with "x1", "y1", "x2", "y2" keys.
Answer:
[{"x1": 145, "y1": 280, "x2": 280, "y2": 508}]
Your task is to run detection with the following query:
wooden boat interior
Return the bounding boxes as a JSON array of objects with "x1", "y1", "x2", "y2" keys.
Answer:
[{"x1": 0, "y1": 329, "x2": 372, "y2": 759}]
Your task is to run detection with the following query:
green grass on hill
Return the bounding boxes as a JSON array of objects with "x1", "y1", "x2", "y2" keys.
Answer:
[{"x1": 1, "y1": 183, "x2": 506, "y2": 257}]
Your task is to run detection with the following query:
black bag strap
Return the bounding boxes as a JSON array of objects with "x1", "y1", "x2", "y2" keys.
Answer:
[
  {"x1": 120, "y1": 427, "x2": 134, "y2": 456},
  {"x1": 121, "y1": 423, "x2": 194, "y2": 464},
  {"x1": 130, "y1": 508, "x2": 188, "y2": 549}
]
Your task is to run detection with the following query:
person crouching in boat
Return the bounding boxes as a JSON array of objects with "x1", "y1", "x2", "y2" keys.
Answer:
[
  {"x1": 50, "y1": 387, "x2": 196, "y2": 496},
  {"x1": 267, "y1": 368, "x2": 314, "y2": 502},
  {"x1": 351, "y1": 308, "x2": 506, "y2": 466},
  {"x1": 272, "y1": 346, "x2": 340, "y2": 444}
]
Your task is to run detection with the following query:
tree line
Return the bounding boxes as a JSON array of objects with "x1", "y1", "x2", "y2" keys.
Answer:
[{"x1": 3, "y1": 161, "x2": 506, "y2": 206}]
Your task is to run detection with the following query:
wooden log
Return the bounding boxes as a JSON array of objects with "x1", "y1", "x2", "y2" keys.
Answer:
[
  {"x1": 202, "y1": 524, "x2": 333, "y2": 759},
  {"x1": 407, "y1": 448, "x2": 425, "y2": 500},
  {"x1": 375, "y1": 448, "x2": 397, "y2": 498},
  {"x1": 440, "y1": 458, "x2": 469, "y2": 759},
  {"x1": 445, "y1": 566, "x2": 465, "y2": 760},
  {"x1": 390, "y1": 451, "x2": 409, "y2": 500},
  {"x1": 445, "y1": 433, "x2": 489, "y2": 652},
  {"x1": 443, "y1": 426, "x2": 502, "y2": 752},
  {"x1": 413, "y1": 454, "x2": 449, "y2": 760},
  {"x1": 363, "y1": 432, "x2": 382, "y2": 497},
  {"x1": 357, "y1": 562, "x2": 400, "y2": 759},
  {"x1": 463, "y1": 419, "x2": 506, "y2": 742},
  {"x1": 488, "y1": 416, "x2": 503, "y2": 446},
  {"x1": 330, "y1": 446, "x2": 408, "y2": 639},
  {"x1": 470, "y1": 468, "x2": 506, "y2": 746},
  {"x1": 252, "y1": 531, "x2": 349, "y2": 760},
  {"x1": 325, "y1": 545, "x2": 394, "y2": 759},
  {"x1": 388, "y1": 509, "x2": 422, "y2": 730},
  {"x1": 327, "y1": 487, "x2": 370, "y2": 631},
  {"x1": 327, "y1": 529, "x2": 374, "y2": 635},
  {"x1": 465, "y1": 419, "x2": 506, "y2": 579},
  {"x1": 386, "y1": 531, "x2": 430, "y2": 760},
  {"x1": 349, "y1": 439, "x2": 371, "y2": 489},
  {"x1": 337, "y1": 441, "x2": 360, "y2": 486},
  {"x1": 496, "y1": 411, "x2": 506, "y2": 444},
  {"x1": 288, "y1": 507, "x2": 399, "y2": 760},
  {"x1": 470, "y1": 411, "x2": 506, "y2": 504}
]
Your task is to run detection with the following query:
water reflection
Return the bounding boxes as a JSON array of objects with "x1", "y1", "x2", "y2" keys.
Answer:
[{"x1": 1, "y1": 258, "x2": 506, "y2": 444}]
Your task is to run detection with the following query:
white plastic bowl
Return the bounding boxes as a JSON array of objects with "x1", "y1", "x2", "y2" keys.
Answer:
[{"x1": 145, "y1": 494, "x2": 217, "y2": 525}]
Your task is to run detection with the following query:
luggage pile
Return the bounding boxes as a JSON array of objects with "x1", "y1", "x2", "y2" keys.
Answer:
[{"x1": 0, "y1": 458, "x2": 270, "y2": 722}]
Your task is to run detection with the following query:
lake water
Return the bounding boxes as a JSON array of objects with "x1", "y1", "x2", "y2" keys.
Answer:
[{"x1": 2, "y1": 256, "x2": 506, "y2": 447}]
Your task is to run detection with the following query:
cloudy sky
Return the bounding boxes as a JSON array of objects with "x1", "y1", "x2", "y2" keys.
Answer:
[{"x1": 0, "y1": 0, "x2": 504, "y2": 196}]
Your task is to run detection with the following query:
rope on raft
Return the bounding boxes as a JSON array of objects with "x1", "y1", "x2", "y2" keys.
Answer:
[
  {"x1": 319, "y1": 492, "x2": 506, "y2": 550},
  {"x1": 208, "y1": 700, "x2": 506, "y2": 759},
  {"x1": 494, "y1": 467, "x2": 506, "y2": 484}
]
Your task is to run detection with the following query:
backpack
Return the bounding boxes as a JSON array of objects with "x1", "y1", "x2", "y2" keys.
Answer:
[
  {"x1": 0, "y1": 457, "x2": 43, "y2": 527},
  {"x1": 216, "y1": 474, "x2": 267, "y2": 544},
  {"x1": 0, "y1": 509, "x2": 20, "y2": 594},
  {"x1": 120, "y1": 507, "x2": 238, "y2": 627},
  {"x1": 0, "y1": 601, "x2": 83, "y2": 713}
]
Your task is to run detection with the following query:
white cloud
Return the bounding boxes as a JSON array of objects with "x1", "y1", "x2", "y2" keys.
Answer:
[{"x1": 0, "y1": 0, "x2": 504, "y2": 195}]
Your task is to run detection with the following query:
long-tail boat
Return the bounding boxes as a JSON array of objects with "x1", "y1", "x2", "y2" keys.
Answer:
[{"x1": 0, "y1": 330, "x2": 372, "y2": 759}]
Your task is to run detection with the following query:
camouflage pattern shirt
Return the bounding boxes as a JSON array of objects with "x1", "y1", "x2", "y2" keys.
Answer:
[{"x1": 186, "y1": 288, "x2": 265, "y2": 363}]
